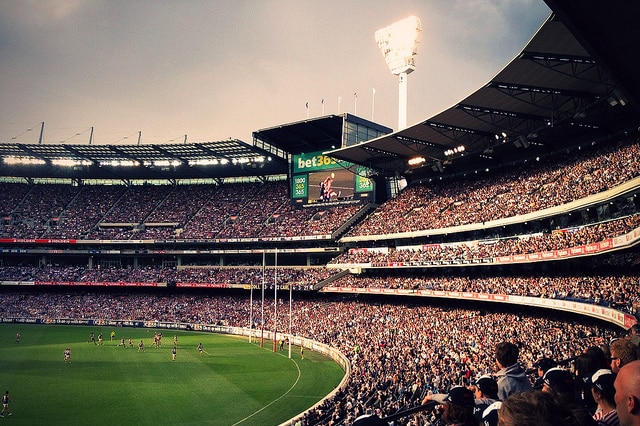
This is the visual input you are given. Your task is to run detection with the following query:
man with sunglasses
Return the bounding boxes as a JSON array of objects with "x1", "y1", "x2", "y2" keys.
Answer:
[{"x1": 609, "y1": 339, "x2": 638, "y2": 374}]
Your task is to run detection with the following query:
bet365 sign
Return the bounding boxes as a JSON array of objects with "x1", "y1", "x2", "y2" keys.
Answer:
[
  {"x1": 292, "y1": 175, "x2": 307, "y2": 198},
  {"x1": 292, "y1": 151, "x2": 351, "y2": 173}
]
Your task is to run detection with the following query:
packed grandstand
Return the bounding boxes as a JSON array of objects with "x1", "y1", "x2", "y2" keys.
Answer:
[{"x1": 2, "y1": 5, "x2": 640, "y2": 426}]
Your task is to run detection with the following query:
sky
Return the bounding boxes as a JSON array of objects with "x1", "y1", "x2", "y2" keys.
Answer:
[{"x1": 0, "y1": 0, "x2": 551, "y2": 147}]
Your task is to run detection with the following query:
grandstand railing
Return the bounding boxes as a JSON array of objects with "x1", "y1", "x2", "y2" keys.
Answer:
[
  {"x1": 330, "y1": 203, "x2": 378, "y2": 240},
  {"x1": 312, "y1": 268, "x2": 351, "y2": 290}
]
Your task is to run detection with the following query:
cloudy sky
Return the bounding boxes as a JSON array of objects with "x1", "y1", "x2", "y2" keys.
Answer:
[{"x1": 0, "y1": 0, "x2": 550, "y2": 146}]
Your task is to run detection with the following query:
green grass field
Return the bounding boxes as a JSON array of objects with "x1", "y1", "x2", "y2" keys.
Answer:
[{"x1": 0, "y1": 324, "x2": 344, "y2": 426}]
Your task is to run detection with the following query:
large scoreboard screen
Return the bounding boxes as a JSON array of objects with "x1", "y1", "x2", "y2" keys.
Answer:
[{"x1": 291, "y1": 150, "x2": 374, "y2": 205}]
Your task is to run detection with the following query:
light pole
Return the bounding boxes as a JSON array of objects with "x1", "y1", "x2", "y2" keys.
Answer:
[{"x1": 375, "y1": 16, "x2": 421, "y2": 131}]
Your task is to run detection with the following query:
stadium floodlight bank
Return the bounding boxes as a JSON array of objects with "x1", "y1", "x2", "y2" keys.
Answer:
[{"x1": 375, "y1": 15, "x2": 422, "y2": 131}]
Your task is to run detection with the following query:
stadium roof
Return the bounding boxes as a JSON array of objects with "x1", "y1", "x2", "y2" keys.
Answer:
[
  {"x1": 326, "y1": 9, "x2": 640, "y2": 182},
  {"x1": 252, "y1": 113, "x2": 392, "y2": 155},
  {"x1": 252, "y1": 115, "x2": 346, "y2": 155},
  {"x1": 0, "y1": 139, "x2": 288, "y2": 181}
]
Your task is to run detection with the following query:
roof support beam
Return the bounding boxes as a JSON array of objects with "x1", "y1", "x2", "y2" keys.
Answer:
[
  {"x1": 151, "y1": 145, "x2": 187, "y2": 164},
  {"x1": 361, "y1": 145, "x2": 402, "y2": 158},
  {"x1": 16, "y1": 144, "x2": 50, "y2": 165},
  {"x1": 520, "y1": 51, "x2": 605, "y2": 82},
  {"x1": 456, "y1": 104, "x2": 548, "y2": 136},
  {"x1": 62, "y1": 145, "x2": 98, "y2": 166},
  {"x1": 457, "y1": 104, "x2": 548, "y2": 122},
  {"x1": 487, "y1": 81, "x2": 597, "y2": 99},
  {"x1": 519, "y1": 51, "x2": 595, "y2": 65},
  {"x1": 423, "y1": 121, "x2": 494, "y2": 142}
]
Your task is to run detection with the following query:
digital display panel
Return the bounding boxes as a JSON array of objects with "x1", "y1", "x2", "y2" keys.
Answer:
[{"x1": 291, "y1": 151, "x2": 374, "y2": 205}]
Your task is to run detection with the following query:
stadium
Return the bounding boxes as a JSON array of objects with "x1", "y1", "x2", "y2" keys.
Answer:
[{"x1": 1, "y1": 1, "x2": 640, "y2": 426}]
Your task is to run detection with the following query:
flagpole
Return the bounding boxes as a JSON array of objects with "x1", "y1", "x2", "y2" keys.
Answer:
[
  {"x1": 354, "y1": 92, "x2": 358, "y2": 115},
  {"x1": 372, "y1": 88, "x2": 376, "y2": 121}
]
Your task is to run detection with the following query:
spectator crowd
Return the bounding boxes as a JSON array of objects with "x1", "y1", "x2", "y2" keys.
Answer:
[
  {"x1": 0, "y1": 180, "x2": 363, "y2": 241},
  {"x1": 0, "y1": 103, "x2": 639, "y2": 426},
  {"x1": 329, "y1": 271, "x2": 640, "y2": 315},
  {"x1": 0, "y1": 291, "x2": 637, "y2": 425},
  {"x1": 348, "y1": 137, "x2": 640, "y2": 237},
  {"x1": 0, "y1": 265, "x2": 333, "y2": 290},
  {"x1": 0, "y1": 137, "x2": 639, "y2": 243},
  {"x1": 331, "y1": 213, "x2": 640, "y2": 266}
]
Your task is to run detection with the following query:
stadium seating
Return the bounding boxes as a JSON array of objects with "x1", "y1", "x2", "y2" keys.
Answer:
[{"x1": 1, "y1": 131, "x2": 640, "y2": 426}]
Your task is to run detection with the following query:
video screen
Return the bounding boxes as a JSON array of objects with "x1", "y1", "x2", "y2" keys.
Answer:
[
  {"x1": 291, "y1": 150, "x2": 374, "y2": 205},
  {"x1": 308, "y1": 169, "x2": 354, "y2": 203}
]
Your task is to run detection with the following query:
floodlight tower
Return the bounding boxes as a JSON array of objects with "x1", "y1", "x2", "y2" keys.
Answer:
[{"x1": 375, "y1": 16, "x2": 421, "y2": 130}]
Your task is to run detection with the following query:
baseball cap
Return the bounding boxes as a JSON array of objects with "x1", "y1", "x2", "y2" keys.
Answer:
[
  {"x1": 591, "y1": 369, "x2": 615, "y2": 395},
  {"x1": 475, "y1": 375, "x2": 499, "y2": 399},
  {"x1": 543, "y1": 367, "x2": 575, "y2": 398},
  {"x1": 534, "y1": 357, "x2": 555, "y2": 372},
  {"x1": 353, "y1": 414, "x2": 388, "y2": 426},
  {"x1": 445, "y1": 386, "x2": 475, "y2": 408}
]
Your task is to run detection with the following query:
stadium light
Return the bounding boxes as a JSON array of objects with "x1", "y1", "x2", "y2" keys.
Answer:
[
  {"x1": 3, "y1": 156, "x2": 46, "y2": 165},
  {"x1": 407, "y1": 156, "x2": 426, "y2": 166},
  {"x1": 52, "y1": 159, "x2": 93, "y2": 167},
  {"x1": 375, "y1": 16, "x2": 421, "y2": 130},
  {"x1": 444, "y1": 145, "x2": 465, "y2": 157},
  {"x1": 100, "y1": 160, "x2": 139, "y2": 167}
]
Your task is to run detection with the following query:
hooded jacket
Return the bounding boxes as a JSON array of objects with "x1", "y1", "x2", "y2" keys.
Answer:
[{"x1": 495, "y1": 363, "x2": 532, "y2": 400}]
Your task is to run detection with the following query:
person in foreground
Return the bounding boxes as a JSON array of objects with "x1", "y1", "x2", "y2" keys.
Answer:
[
  {"x1": 498, "y1": 390, "x2": 596, "y2": 426},
  {"x1": 615, "y1": 360, "x2": 640, "y2": 426},
  {"x1": 590, "y1": 368, "x2": 619, "y2": 426},
  {"x1": 422, "y1": 385, "x2": 478, "y2": 426},
  {"x1": 494, "y1": 341, "x2": 532, "y2": 400}
]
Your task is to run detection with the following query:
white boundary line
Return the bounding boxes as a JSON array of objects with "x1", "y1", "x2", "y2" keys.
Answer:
[{"x1": 230, "y1": 351, "x2": 302, "y2": 425}]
